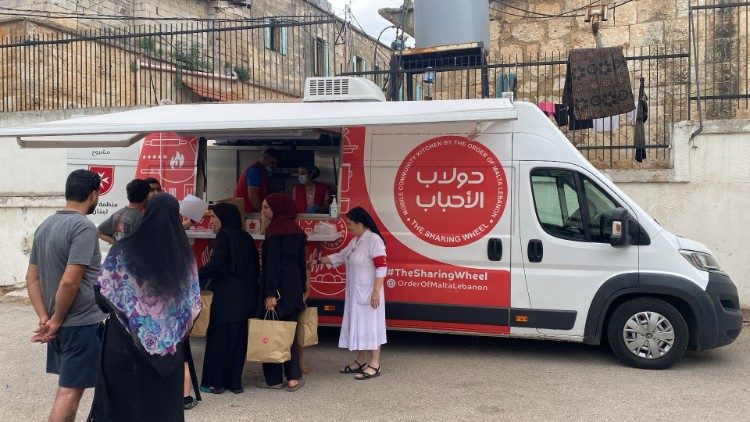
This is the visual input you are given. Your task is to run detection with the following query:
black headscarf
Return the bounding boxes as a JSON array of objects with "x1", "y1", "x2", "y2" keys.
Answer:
[
  {"x1": 211, "y1": 203, "x2": 255, "y2": 274},
  {"x1": 114, "y1": 193, "x2": 194, "y2": 299},
  {"x1": 346, "y1": 206, "x2": 385, "y2": 244}
]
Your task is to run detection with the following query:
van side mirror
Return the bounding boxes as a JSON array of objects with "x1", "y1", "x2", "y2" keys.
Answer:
[{"x1": 610, "y1": 207, "x2": 631, "y2": 247}]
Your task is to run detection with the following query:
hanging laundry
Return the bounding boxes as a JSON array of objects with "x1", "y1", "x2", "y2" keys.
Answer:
[
  {"x1": 554, "y1": 103, "x2": 569, "y2": 126},
  {"x1": 635, "y1": 77, "x2": 647, "y2": 163},
  {"x1": 563, "y1": 46, "x2": 636, "y2": 121},
  {"x1": 496, "y1": 73, "x2": 517, "y2": 97},
  {"x1": 626, "y1": 98, "x2": 649, "y2": 124},
  {"x1": 625, "y1": 102, "x2": 638, "y2": 124},
  {"x1": 593, "y1": 116, "x2": 620, "y2": 132},
  {"x1": 568, "y1": 107, "x2": 593, "y2": 131},
  {"x1": 537, "y1": 100, "x2": 555, "y2": 117}
]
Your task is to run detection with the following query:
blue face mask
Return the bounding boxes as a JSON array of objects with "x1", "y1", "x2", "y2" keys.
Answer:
[
  {"x1": 266, "y1": 166, "x2": 273, "y2": 175},
  {"x1": 298, "y1": 175, "x2": 308, "y2": 185}
]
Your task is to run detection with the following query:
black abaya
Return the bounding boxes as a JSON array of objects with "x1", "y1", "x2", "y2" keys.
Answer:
[
  {"x1": 200, "y1": 320, "x2": 248, "y2": 391},
  {"x1": 88, "y1": 317, "x2": 184, "y2": 422},
  {"x1": 198, "y1": 204, "x2": 259, "y2": 391}
]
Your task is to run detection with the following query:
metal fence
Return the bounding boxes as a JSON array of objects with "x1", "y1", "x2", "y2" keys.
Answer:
[
  {"x1": 344, "y1": 45, "x2": 691, "y2": 169},
  {"x1": 0, "y1": 16, "x2": 369, "y2": 110},
  {"x1": 0, "y1": 1, "x2": 749, "y2": 169},
  {"x1": 690, "y1": 0, "x2": 750, "y2": 119}
]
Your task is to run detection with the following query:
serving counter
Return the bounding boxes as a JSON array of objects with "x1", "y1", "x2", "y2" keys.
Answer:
[{"x1": 186, "y1": 229, "x2": 341, "y2": 242}]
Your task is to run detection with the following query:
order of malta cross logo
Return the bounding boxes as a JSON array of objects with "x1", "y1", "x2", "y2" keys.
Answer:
[{"x1": 88, "y1": 165, "x2": 115, "y2": 196}]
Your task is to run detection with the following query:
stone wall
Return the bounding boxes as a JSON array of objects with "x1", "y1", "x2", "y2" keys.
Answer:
[
  {"x1": 0, "y1": 0, "x2": 389, "y2": 108},
  {"x1": 489, "y1": 0, "x2": 690, "y2": 58},
  {"x1": 489, "y1": 0, "x2": 748, "y2": 120},
  {"x1": 611, "y1": 119, "x2": 750, "y2": 305}
]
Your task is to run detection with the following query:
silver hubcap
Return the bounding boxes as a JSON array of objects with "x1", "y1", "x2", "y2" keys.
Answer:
[{"x1": 622, "y1": 311, "x2": 675, "y2": 359}]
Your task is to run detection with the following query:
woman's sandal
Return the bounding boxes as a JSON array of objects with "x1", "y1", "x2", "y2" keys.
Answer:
[
  {"x1": 286, "y1": 379, "x2": 305, "y2": 392},
  {"x1": 355, "y1": 365, "x2": 381, "y2": 380},
  {"x1": 339, "y1": 360, "x2": 366, "y2": 374}
]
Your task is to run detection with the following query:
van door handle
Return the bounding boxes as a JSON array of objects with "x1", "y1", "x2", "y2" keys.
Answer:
[
  {"x1": 527, "y1": 239, "x2": 543, "y2": 263},
  {"x1": 487, "y1": 238, "x2": 503, "y2": 261}
]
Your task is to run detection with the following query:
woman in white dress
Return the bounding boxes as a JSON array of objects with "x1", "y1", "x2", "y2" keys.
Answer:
[{"x1": 312, "y1": 206, "x2": 387, "y2": 380}]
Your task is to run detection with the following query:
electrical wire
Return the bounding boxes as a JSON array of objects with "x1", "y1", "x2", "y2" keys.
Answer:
[
  {"x1": 0, "y1": 18, "x2": 339, "y2": 48},
  {"x1": 0, "y1": 5, "x2": 327, "y2": 22},
  {"x1": 490, "y1": 0, "x2": 595, "y2": 18},
  {"x1": 0, "y1": 12, "x2": 316, "y2": 23},
  {"x1": 489, "y1": 0, "x2": 637, "y2": 20}
]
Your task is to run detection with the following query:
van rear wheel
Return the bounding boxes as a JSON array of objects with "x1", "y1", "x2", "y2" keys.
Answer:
[{"x1": 607, "y1": 297, "x2": 689, "y2": 369}]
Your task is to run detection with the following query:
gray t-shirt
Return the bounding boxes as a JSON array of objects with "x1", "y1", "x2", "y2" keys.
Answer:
[
  {"x1": 98, "y1": 206, "x2": 143, "y2": 242},
  {"x1": 29, "y1": 211, "x2": 105, "y2": 327}
]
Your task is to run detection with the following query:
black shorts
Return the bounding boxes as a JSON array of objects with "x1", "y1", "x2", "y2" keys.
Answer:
[{"x1": 46, "y1": 323, "x2": 102, "y2": 388}]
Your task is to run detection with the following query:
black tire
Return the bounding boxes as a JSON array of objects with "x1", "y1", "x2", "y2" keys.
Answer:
[{"x1": 606, "y1": 297, "x2": 689, "y2": 369}]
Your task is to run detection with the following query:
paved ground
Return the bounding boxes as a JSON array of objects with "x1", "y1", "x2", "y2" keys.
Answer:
[{"x1": 0, "y1": 300, "x2": 748, "y2": 421}]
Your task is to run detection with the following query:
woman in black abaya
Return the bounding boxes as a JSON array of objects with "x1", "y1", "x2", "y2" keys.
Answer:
[
  {"x1": 89, "y1": 193, "x2": 202, "y2": 421},
  {"x1": 198, "y1": 203, "x2": 260, "y2": 394}
]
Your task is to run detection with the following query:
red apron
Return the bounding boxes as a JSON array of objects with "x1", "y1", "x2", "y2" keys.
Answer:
[{"x1": 294, "y1": 182, "x2": 328, "y2": 213}]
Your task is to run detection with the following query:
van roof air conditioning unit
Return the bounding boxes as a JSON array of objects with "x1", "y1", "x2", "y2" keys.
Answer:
[{"x1": 303, "y1": 77, "x2": 386, "y2": 103}]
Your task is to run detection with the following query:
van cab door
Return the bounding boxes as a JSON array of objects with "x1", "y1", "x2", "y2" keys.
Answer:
[{"x1": 518, "y1": 161, "x2": 639, "y2": 338}]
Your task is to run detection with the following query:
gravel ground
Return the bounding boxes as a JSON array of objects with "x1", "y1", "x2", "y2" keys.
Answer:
[{"x1": 0, "y1": 299, "x2": 748, "y2": 421}]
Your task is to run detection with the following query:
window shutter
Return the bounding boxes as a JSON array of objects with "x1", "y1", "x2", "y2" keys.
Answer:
[
  {"x1": 280, "y1": 26, "x2": 288, "y2": 55},
  {"x1": 310, "y1": 37, "x2": 317, "y2": 76},
  {"x1": 264, "y1": 18, "x2": 272, "y2": 50},
  {"x1": 323, "y1": 43, "x2": 330, "y2": 76}
]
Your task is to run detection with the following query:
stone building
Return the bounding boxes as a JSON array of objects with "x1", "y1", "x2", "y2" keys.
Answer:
[
  {"x1": 0, "y1": 0, "x2": 390, "y2": 109},
  {"x1": 0, "y1": 0, "x2": 389, "y2": 288}
]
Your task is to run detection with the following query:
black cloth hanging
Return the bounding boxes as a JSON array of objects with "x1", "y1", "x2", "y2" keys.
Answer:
[
  {"x1": 635, "y1": 77, "x2": 648, "y2": 163},
  {"x1": 554, "y1": 103, "x2": 569, "y2": 126},
  {"x1": 568, "y1": 107, "x2": 594, "y2": 130}
]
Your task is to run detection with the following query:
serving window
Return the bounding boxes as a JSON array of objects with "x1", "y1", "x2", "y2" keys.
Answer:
[{"x1": 200, "y1": 129, "x2": 341, "y2": 219}]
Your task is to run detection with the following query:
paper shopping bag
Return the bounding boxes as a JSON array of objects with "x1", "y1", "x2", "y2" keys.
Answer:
[
  {"x1": 190, "y1": 291, "x2": 213, "y2": 338},
  {"x1": 246, "y1": 315, "x2": 297, "y2": 363},
  {"x1": 297, "y1": 306, "x2": 319, "y2": 347}
]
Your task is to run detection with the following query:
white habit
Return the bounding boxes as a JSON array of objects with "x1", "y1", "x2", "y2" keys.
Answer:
[{"x1": 327, "y1": 229, "x2": 387, "y2": 351}]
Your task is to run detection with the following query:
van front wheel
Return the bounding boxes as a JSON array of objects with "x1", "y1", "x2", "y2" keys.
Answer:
[{"x1": 607, "y1": 298, "x2": 689, "y2": 369}]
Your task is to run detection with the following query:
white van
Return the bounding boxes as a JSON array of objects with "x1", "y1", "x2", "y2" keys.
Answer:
[{"x1": 4, "y1": 77, "x2": 742, "y2": 369}]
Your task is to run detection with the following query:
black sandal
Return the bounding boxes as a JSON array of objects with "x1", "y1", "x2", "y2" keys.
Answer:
[
  {"x1": 355, "y1": 365, "x2": 381, "y2": 380},
  {"x1": 340, "y1": 360, "x2": 366, "y2": 374}
]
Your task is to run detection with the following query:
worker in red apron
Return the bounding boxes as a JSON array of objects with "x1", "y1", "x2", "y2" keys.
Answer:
[
  {"x1": 293, "y1": 164, "x2": 331, "y2": 214},
  {"x1": 233, "y1": 148, "x2": 280, "y2": 213}
]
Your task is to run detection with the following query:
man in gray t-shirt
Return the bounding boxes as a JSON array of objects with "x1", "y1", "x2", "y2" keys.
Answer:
[
  {"x1": 26, "y1": 169, "x2": 105, "y2": 421},
  {"x1": 30, "y1": 211, "x2": 104, "y2": 327},
  {"x1": 97, "y1": 178, "x2": 150, "y2": 243}
]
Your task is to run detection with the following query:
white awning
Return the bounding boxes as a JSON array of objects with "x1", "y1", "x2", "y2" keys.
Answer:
[{"x1": 0, "y1": 98, "x2": 516, "y2": 148}]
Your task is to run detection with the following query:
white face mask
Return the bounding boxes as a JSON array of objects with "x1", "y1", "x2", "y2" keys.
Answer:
[
  {"x1": 265, "y1": 166, "x2": 273, "y2": 174},
  {"x1": 298, "y1": 175, "x2": 308, "y2": 185}
]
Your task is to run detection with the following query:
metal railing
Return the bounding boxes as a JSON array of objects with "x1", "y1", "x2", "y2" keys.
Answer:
[
  {"x1": 0, "y1": 16, "x2": 390, "y2": 110},
  {"x1": 0, "y1": 1, "x2": 748, "y2": 169},
  {"x1": 690, "y1": 0, "x2": 750, "y2": 119},
  {"x1": 344, "y1": 45, "x2": 691, "y2": 169}
]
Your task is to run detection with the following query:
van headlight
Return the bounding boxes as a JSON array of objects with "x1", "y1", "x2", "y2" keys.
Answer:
[{"x1": 680, "y1": 250, "x2": 724, "y2": 274}]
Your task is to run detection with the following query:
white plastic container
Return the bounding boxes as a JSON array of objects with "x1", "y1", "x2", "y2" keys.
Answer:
[{"x1": 329, "y1": 195, "x2": 339, "y2": 218}]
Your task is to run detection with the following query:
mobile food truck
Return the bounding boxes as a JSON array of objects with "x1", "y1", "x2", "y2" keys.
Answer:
[{"x1": 5, "y1": 77, "x2": 742, "y2": 369}]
